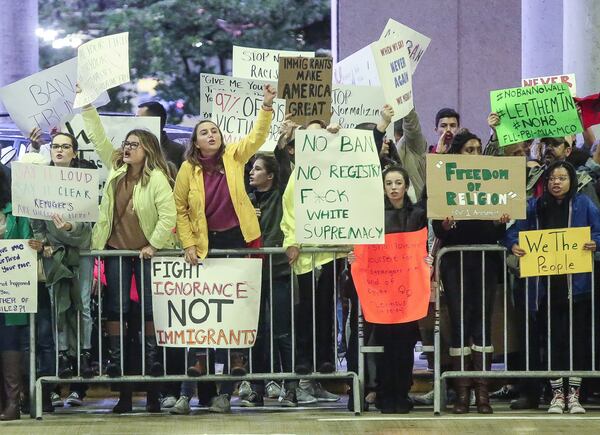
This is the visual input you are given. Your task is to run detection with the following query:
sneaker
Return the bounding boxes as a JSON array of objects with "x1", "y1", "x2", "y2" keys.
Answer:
[
  {"x1": 208, "y1": 394, "x2": 231, "y2": 413},
  {"x1": 548, "y1": 389, "x2": 565, "y2": 414},
  {"x1": 279, "y1": 390, "x2": 298, "y2": 407},
  {"x1": 265, "y1": 381, "x2": 282, "y2": 399},
  {"x1": 240, "y1": 391, "x2": 264, "y2": 407},
  {"x1": 365, "y1": 391, "x2": 377, "y2": 404},
  {"x1": 51, "y1": 392, "x2": 63, "y2": 407},
  {"x1": 490, "y1": 384, "x2": 518, "y2": 400},
  {"x1": 469, "y1": 389, "x2": 476, "y2": 406},
  {"x1": 296, "y1": 386, "x2": 318, "y2": 405},
  {"x1": 567, "y1": 387, "x2": 586, "y2": 414},
  {"x1": 160, "y1": 395, "x2": 177, "y2": 409},
  {"x1": 411, "y1": 389, "x2": 434, "y2": 405},
  {"x1": 65, "y1": 392, "x2": 83, "y2": 406},
  {"x1": 299, "y1": 380, "x2": 340, "y2": 402},
  {"x1": 238, "y1": 381, "x2": 252, "y2": 400},
  {"x1": 170, "y1": 396, "x2": 190, "y2": 415}
]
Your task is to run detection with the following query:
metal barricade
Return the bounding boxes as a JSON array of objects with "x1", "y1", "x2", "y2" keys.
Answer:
[{"x1": 32, "y1": 246, "x2": 361, "y2": 419}]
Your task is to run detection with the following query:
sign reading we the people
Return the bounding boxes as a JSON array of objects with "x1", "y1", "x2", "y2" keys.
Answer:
[
  {"x1": 232, "y1": 46, "x2": 314, "y2": 81},
  {"x1": 426, "y1": 154, "x2": 526, "y2": 220},
  {"x1": 11, "y1": 162, "x2": 99, "y2": 222},
  {"x1": 351, "y1": 228, "x2": 430, "y2": 324},
  {"x1": 294, "y1": 129, "x2": 384, "y2": 244},
  {"x1": 522, "y1": 74, "x2": 577, "y2": 97},
  {"x1": 73, "y1": 32, "x2": 130, "y2": 108},
  {"x1": 518, "y1": 227, "x2": 592, "y2": 278},
  {"x1": 151, "y1": 258, "x2": 262, "y2": 348},
  {"x1": 0, "y1": 240, "x2": 37, "y2": 313},
  {"x1": 490, "y1": 83, "x2": 583, "y2": 146}
]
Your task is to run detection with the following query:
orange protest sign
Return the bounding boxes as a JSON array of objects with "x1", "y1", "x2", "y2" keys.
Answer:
[{"x1": 351, "y1": 228, "x2": 430, "y2": 324}]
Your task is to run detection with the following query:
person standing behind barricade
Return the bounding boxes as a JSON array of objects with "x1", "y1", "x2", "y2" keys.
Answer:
[
  {"x1": 505, "y1": 160, "x2": 600, "y2": 414},
  {"x1": 430, "y1": 108, "x2": 460, "y2": 154},
  {"x1": 432, "y1": 130, "x2": 509, "y2": 414},
  {"x1": 172, "y1": 85, "x2": 276, "y2": 414},
  {"x1": 80, "y1": 96, "x2": 177, "y2": 413}
]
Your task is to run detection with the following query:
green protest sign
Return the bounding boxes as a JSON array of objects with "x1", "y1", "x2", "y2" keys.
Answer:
[{"x1": 490, "y1": 83, "x2": 583, "y2": 146}]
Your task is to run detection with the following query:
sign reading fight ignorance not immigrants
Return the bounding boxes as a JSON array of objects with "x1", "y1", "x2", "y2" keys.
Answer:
[
  {"x1": 351, "y1": 228, "x2": 430, "y2": 324},
  {"x1": 426, "y1": 154, "x2": 526, "y2": 220},
  {"x1": 294, "y1": 129, "x2": 384, "y2": 244},
  {"x1": 232, "y1": 46, "x2": 314, "y2": 81},
  {"x1": 11, "y1": 162, "x2": 99, "y2": 222},
  {"x1": 490, "y1": 83, "x2": 583, "y2": 146},
  {"x1": 278, "y1": 56, "x2": 333, "y2": 125},
  {"x1": 0, "y1": 240, "x2": 37, "y2": 313},
  {"x1": 518, "y1": 227, "x2": 592, "y2": 278},
  {"x1": 151, "y1": 258, "x2": 262, "y2": 348}
]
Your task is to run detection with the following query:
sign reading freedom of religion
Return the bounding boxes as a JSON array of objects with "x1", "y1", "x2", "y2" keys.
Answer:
[
  {"x1": 0, "y1": 240, "x2": 37, "y2": 314},
  {"x1": 518, "y1": 227, "x2": 592, "y2": 278},
  {"x1": 278, "y1": 56, "x2": 333, "y2": 125},
  {"x1": 522, "y1": 73, "x2": 577, "y2": 97},
  {"x1": 151, "y1": 257, "x2": 262, "y2": 348},
  {"x1": 351, "y1": 228, "x2": 430, "y2": 324},
  {"x1": 232, "y1": 46, "x2": 314, "y2": 81},
  {"x1": 490, "y1": 83, "x2": 583, "y2": 146},
  {"x1": 11, "y1": 162, "x2": 99, "y2": 222},
  {"x1": 426, "y1": 154, "x2": 526, "y2": 220},
  {"x1": 294, "y1": 129, "x2": 384, "y2": 244}
]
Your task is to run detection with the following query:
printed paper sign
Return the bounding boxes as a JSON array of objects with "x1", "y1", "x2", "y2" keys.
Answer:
[
  {"x1": 73, "y1": 33, "x2": 130, "y2": 108},
  {"x1": 518, "y1": 227, "x2": 592, "y2": 278},
  {"x1": 278, "y1": 56, "x2": 333, "y2": 125},
  {"x1": 294, "y1": 129, "x2": 384, "y2": 244},
  {"x1": 371, "y1": 37, "x2": 414, "y2": 121},
  {"x1": 0, "y1": 57, "x2": 109, "y2": 134},
  {"x1": 379, "y1": 18, "x2": 431, "y2": 73},
  {"x1": 490, "y1": 83, "x2": 583, "y2": 146},
  {"x1": 333, "y1": 44, "x2": 380, "y2": 86},
  {"x1": 232, "y1": 46, "x2": 314, "y2": 81},
  {"x1": 522, "y1": 74, "x2": 577, "y2": 97},
  {"x1": 151, "y1": 257, "x2": 262, "y2": 348},
  {"x1": 210, "y1": 90, "x2": 286, "y2": 152},
  {"x1": 0, "y1": 240, "x2": 38, "y2": 313},
  {"x1": 351, "y1": 229, "x2": 430, "y2": 324},
  {"x1": 426, "y1": 154, "x2": 526, "y2": 220},
  {"x1": 11, "y1": 162, "x2": 99, "y2": 222},
  {"x1": 331, "y1": 85, "x2": 392, "y2": 136}
]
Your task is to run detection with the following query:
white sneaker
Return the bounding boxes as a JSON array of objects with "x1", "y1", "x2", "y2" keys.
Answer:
[
  {"x1": 238, "y1": 381, "x2": 252, "y2": 400},
  {"x1": 298, "y1": 380, "x2": 340, "y2": 402},
  {"x1": 170, "y1": 396, "x2": 190, "y2": 415},
  {"x1": 567, "y1": 388, "x2": 586, "y2": 414},
  {"x1": 548, "y1": 389, "x2": 565, "y2": 414},
  {"x1": 65, "y1": 392, "x2": 83, "y2": 406},
  {"x1": 296, "y1": 386, "x2": 318, "y2": 404},
  {"x1": 160, "y1": 395, "x2": 177, "y2": 409},
  {"x1": 51, "y1": 392, "x2": 63, "y2": 407},
  {"x1": 265, "y1": 381, "x2": 282, "y2": 399}
]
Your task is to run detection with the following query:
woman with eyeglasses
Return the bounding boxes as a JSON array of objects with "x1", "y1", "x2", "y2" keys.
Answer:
[
  {"x1": 505, "y1": 160, "x2": 600, "y2": 414},
  {"x1": 81, "y1": 102, "x2": 176, "y2": 413}
]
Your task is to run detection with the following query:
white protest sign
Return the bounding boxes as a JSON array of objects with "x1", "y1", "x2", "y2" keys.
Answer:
[
  {"x1": 294, "y1": 129, "x2": 384, "y2": 244},
  {"x1": 333, "y1": 44, "x2": 380, "y2": 86},
  {"x1": 522, "y1": 74, "x2": 577, "y2": 97},
  {"x1": 0, "y1": 58, "x2": 109, "y2": 134},
  {"x1": 232, "y1": 46, "x2": 314, "y2": 80},
  {"x1": 371, "y1": 37, "x2": 414, "y2": 121},
  {"x1": 62, "y1": 114, "x2": 161, "y2": 193},
  {"x1": 331, "y1": 85, "x2": 392, "y2": 136},
  {"x1": 210, "y1": 90, "x2": 286, "y2": 152},
  {"x1": 151, "y1": 257, "x2": 262, "y2": 348},
  {"x1": 11, "y1": 162, "x2": 99, "y2": 222},
  {"x1": 0, "y1": 240, "x2": 38, "y2": 313},
  {"x1": 379, "y1": 18, "x2": 431, "y2": 73},
  {"x1": 73, "y1": 32, "x2": 130, "y2": 108}
]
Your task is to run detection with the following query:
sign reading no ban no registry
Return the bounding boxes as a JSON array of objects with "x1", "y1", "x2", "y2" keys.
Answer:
[{"x1": 426, "y1": 154, "x2": 526, "y2": 220}]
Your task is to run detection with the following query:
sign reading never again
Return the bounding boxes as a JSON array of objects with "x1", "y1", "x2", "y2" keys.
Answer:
[{"x1": 426, "y1": 154, "x2": 526, "y2": 220}]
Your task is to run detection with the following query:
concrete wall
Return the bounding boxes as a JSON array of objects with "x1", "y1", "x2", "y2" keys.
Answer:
[{"x1": 336, "y1": 0, "x2": 522, "y2": 144}]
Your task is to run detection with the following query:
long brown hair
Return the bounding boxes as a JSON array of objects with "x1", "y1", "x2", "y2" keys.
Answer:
[
  {"x1": 111, "y1": 129, "x2": 173, "y2": 187},
  {"x1": 185, "y1": 120, "x2": 225, "y2": 170}
]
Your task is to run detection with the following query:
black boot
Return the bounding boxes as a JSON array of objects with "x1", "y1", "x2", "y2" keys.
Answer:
[
  {"x1": 146, "y1": 386, "x2": 161, "y2": 413},
  {"x1": 80, "y1": 350, "x2": 94, "y2": 379},
  {"x1": 58, "y1": 351, "x2": 73, "y2": 379},
  {"x1": 113, "y1": 387, "x2": 132, "y2": 413},
  {"x1": 106, "y1": 336, "x2": 122, "y2": 378},
  {"x1": 42, "y1": 384, "x2": 54, "y2": 413},
  {"x1": 145, "y1": 336, "x2": 163, "y2": 377}
]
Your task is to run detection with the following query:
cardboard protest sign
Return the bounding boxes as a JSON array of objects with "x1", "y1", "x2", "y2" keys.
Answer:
[
  {"x1": 62, "y1": 114, "x2": 160, "y2": 194},
  {"x1": 351, "y1": 228, "x2": 429, "y2": 323},
  {"x1": 278, "y1": 56, "x2": 333, "y2": 125},
  {"x1": 294, "y1": 129, "x2": 384, "y2": 244},
  {"x1": 73, "y1": 33, "x2": 130, "y2": 108},
  {"x1": 0, "y1": 240, "x2": 38, "y2": 313},
  {"x1": 333, "y1": 44, "x2": 380, "y2": 86},
  {"x1": 331, "y1": 85, "x2": 392, "y2": 136},
  {"x1": 490, "y1": 83, "x2": 583, "y2": 146},
  {"x1": 426, "y1": 154, "x2": 526, "y2": 220},
  {"x1": 371, "y1": 37, "x2": 413, "y2": 121},
  {"x1": 210, "y1": 89, "x2": 285, "y2": 152},
  {"x1": 232, "y1": 46, "x2": 314, "y2": 80},
  {"x1": 199, "y1": 73, "x2": 275, "y2": 118},
  {"x1": 518, "y1": 227, "x2": 592, "y2": 278},
  {"x1": 574, "y1": 93, "x2": 600, "y2": 129},
  {"x1": 11, "y1": 162, "x2": 99, "y2": 222},
  {"x1": 379, "y1": 18, "x2": 431, "y2": 73},
  {"x1": 151, "y1": 257, "x2": 262, "y2": 348},
  {"x1": 522, "y1": 74, "x2": 577, "y2": 97},
  {"x1": 0, "y1": 58, "x2": 109, "y2": 134}
]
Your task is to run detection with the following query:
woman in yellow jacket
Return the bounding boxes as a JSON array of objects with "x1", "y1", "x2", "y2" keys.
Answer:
[{"x1": 173, "y1": 84, "x2": 276, "y2": 412}]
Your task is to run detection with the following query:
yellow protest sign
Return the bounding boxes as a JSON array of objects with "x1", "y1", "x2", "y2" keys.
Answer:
[{"x1": 518, "y1": 227, "x2": 592, "y2": 277}]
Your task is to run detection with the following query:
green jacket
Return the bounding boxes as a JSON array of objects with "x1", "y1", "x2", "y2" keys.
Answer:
[{"x1": 2, "y1": 203, "x2": 32, "y2": 326}]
